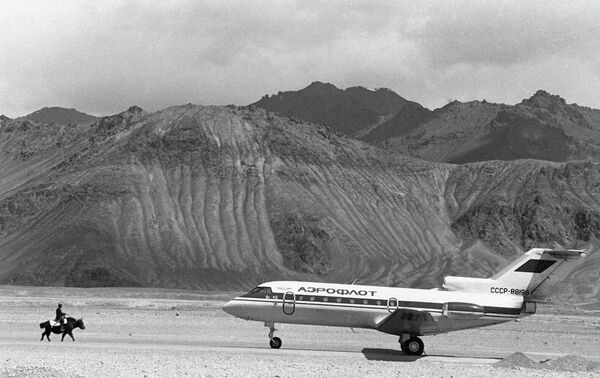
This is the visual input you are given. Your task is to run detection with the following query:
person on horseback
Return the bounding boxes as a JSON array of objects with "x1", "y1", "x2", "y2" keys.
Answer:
[{"x1": 54, "y1": 303, "x2": 66, "y2": 331}]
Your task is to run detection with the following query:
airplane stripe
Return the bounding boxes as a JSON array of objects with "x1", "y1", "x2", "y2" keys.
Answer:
[
  {"x1": 281, "y1": 293, "x2": 444, "y2": 309},
  {"x1": 233, "y1": 297, "x2": 521, "y2": 317},
  {"x1": 483, "y1": 306, "x2": 521, "y2": 315},
  {"x1": 292, "y1": 301, "x2": 517, "y2": 318}
]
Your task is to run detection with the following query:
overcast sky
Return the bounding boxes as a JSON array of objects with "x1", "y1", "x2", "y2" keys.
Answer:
[{"x1": 1, "y1": 0, "x2": 599, "y2": 117}]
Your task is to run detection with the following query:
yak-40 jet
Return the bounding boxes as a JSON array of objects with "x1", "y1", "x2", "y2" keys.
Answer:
[{"x1": 223, "y1": 248, "x2": 585, "y2": 355}]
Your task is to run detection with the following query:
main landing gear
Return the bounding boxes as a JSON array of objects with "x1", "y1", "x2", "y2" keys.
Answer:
[
  {"x1": 399, "y1": 334, "x2": 424, "y2": 356},
  {"x1": 266, "y1": 322, "x2": 282, "y2": 349}
]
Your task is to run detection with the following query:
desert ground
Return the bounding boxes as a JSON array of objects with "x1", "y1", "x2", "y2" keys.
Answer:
[{"x1": 0, "y1": 286, "x2": 599, "y2": 377}]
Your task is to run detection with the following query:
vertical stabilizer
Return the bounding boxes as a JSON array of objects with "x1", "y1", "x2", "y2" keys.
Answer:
[{"x1": 492, "y1": 248, "x2": 586, "y2": 300}]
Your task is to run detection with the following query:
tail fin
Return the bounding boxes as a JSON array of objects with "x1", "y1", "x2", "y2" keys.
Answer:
[
  {"x1": 442, "y1": 248, "x2": 586, "y2": 300},
  {"x1": 492, "y1": 248, "x2": 586, "y2": 300}
]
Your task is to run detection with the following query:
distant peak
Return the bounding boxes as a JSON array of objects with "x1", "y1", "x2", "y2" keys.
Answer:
[
  {"x1": 307, "y1": 81, "x2": 336, "y2": 88},
  {"x1": 346, "y1": 86, "x2": 386, "y2": 93},
  {"x1": 522, "y1": 90, "x2": 566, "y2": 108},
  {"x1": 532, "y1": 89, "x2": 554, "y2": 98},
  {"x1": 303, "y1": 81, "x2": 340, "y2": 92},
  {"x1": 126, "y1": 105, "x2": 144, "y2": 114},
  {"x1": 30, "y1": 106, "x2": 76, "y2": 113},
  {"x1": 23, "y1": 106, "x2": 98, "y2": 126}
]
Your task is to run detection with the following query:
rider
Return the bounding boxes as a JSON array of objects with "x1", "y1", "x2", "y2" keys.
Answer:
[{"x1": 54, "y1": 303, "x2": 66, "y2": 331}]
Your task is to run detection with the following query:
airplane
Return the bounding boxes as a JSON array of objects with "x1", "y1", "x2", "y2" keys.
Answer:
[{"x1": 223, "y1": 248, "x2": 585, "y2": 355}]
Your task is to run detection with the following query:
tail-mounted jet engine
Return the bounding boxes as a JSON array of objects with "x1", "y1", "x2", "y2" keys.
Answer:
[{"x1": 442, "y1": 302, "x2": 484, "y2": 319}]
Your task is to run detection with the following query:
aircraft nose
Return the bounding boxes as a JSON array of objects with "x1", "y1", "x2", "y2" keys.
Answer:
[{"x1": 222, "y1": 299, "x2": 242, "y2": 318}]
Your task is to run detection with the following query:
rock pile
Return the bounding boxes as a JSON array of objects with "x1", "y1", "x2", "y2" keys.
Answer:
[{"x1": 495, "y1": 352, "x2": 600, "y2": 372}]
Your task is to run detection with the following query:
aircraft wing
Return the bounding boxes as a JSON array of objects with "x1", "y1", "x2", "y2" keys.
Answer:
[{"x1": 376, "y1": 308, "x2": 438, "y2": 336}]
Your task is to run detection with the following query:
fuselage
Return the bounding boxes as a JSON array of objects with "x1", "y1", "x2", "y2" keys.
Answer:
[{"x1": 223, "y1": 280, "x2": 529, "y2": 336}]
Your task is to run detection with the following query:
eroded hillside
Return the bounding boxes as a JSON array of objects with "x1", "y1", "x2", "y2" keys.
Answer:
[
  {"x1": 378, "y1": 91, "x2": 600, "y2": 163},
  {"x1": 0, "y1": 106, "x2": 598, "y2": 307}
]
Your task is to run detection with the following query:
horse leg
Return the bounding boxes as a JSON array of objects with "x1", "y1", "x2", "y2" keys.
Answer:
[
  {"x1": 68, "y1": 331, "x2": 75, "y2": 341},
  {"x1": 61, "y1": 331, "x2": 65, "y2": 342}
]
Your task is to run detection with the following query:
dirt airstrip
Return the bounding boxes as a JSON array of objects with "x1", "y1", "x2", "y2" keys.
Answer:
[{"x1": 0, "y1": 286, "x2": 599, "y2": 377}]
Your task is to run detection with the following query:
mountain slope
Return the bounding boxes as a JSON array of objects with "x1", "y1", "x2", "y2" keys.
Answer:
[
  {"x1": 251, "y1": 82, "x2": 408, "y2": 136},
  {"x1": 0, "y1": 105, "x2": 598, "y2": 308},
  {"x1": 22, "y1": 107, "x2": 99, "y2": 126},
  {"x1": 252, "y1": 84, "x2": 600, "y2": 163},
  {"x1": 377, "y1": 91, "x2": 600, "y2": 163},
  {"x1": 363, "y1": 101, "x2": 435, "y2": 143}
]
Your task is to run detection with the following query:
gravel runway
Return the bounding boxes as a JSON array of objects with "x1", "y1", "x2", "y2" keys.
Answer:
[{"x1": 1, "y1": 287, "x2": 599, "y2": 377}]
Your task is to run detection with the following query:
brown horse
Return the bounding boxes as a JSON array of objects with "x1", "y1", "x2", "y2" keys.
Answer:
[{"x1": 39, "y1": 317, "x2": 85, "y2": 341}]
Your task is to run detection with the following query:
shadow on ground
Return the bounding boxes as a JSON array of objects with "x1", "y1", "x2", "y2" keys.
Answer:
[{"x1": 361, "y1": 348, "x2": 422, "y2": 362}]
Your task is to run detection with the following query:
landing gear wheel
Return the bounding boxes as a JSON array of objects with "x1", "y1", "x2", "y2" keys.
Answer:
[
  {"x1": 400, "y1": 340, "x2": 408, "y2": 354},
  {"x1": 402, "y1": 337, "x2": 424, "y2": 356},
  {"x1": 269, "y1": 336, "x2": 282, "y2": 349}
]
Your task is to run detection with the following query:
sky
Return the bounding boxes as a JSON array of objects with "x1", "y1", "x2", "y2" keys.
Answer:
[{"x1": 1, "y1": 0, "x2": 600, "y2": 117}]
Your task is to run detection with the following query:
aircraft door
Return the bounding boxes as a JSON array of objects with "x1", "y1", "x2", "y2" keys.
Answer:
[
  {"x1": 283, "y1": 291, "x2": 295, "y2": 315},
  {"x1": 387, "y1": 297, "x2": 398, "y2": 313}
]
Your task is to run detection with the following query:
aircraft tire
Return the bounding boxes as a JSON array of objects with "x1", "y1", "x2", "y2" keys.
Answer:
[
  {"x1": 269, "y1": 336, "x2": 282, "y2": 349},
  {"x1": 402, "y1": 337, "x2": 424, "y2": 356},
  {"x1": 399, "y1": 340, "x2": 408, "y2": 354}
]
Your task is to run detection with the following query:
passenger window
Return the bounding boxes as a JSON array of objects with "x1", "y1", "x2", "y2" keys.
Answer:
[
  {"x1": 323, "y1": 297, "x2": 328, "y2": 302},
  {"x1": 310, "y1": 296, "x2": 315, "y2": 301},
  {"x1": 363, "y1": 299, "x2": 368, "y2": 304},
  {"x1": 350, "y1": 299, "x2": 355, "y2": 304},
  {"x1": 336, "y1": 298, "x2": 342, "y2": 303},
  {"x1": 298, "y1": 296, "x2": 304, "y2": 301}
]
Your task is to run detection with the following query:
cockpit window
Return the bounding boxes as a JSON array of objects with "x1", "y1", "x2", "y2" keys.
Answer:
[{"x1": 242, "y1": 286, "x2": 273, "y2": 298}]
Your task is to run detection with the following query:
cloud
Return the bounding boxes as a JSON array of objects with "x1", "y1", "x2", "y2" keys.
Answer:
[
  {"x1": 414, "y1": 1, "x2": 600, "y2": 67},
  {"x1": 1, "y1": 0, "x2": 599, "y2": 117}
]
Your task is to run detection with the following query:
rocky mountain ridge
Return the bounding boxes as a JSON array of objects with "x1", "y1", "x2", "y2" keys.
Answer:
[
  {"x1": 0, "y1": 105, "x2": 598, "y2": 309},
  {"x1": 388, "y1": 90, "x2": 600, "y2": 163},
  {"x1": 253, "y1": 84, "x2": 600, "y2": 163},
  {"x1": 251, "y1": 81, "x2": 410, "y2": 136},
  {"x1": 21, "y1": 107, "x2": 100, "y2": 126}
]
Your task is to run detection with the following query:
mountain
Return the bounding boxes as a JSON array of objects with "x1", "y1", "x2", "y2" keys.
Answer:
[
  {"x1": 371, "y1": 90, "x2": 600, "y2": 163},
  {"x1": 22, "y1": 107, "x2": 99, "y2": 126},
  {"x1": 0, "y1": 104, "x2": 599, "y2": 309},
  {"x1": 251, "y1": 82, "x2": 409, "y2": 136},
  {"x1": 362, "y1": 101, "x2": 435, "y2": 142},
  {"x1": 253, "y1": 85, "x2": 600, "y2": 163}
]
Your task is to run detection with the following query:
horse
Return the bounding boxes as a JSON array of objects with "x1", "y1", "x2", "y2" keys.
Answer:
[{"x1": 39, "y1": 317, "x2": 85, "y2": 342}]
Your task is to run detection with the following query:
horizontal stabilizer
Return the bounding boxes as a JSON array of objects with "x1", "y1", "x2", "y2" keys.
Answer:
[{"x1": 542, "y1": 249, "x2": 586, "y2": 258}]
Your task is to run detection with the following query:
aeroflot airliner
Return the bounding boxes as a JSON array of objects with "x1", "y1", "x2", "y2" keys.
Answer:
[{"x1": 223, "y1": 248, "x2": 585, "y2": 355}]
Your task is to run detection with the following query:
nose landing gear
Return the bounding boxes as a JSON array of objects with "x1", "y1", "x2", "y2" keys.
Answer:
[
  {"x1": 269, "y1": 336, "x2": 282, "y2": 349},
  {"x1": 399, "y1": 334, "x2": 424, "y2": 356},
  {"x1": 266, "y1": 322, "x2": 282, "y2": 349}
]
